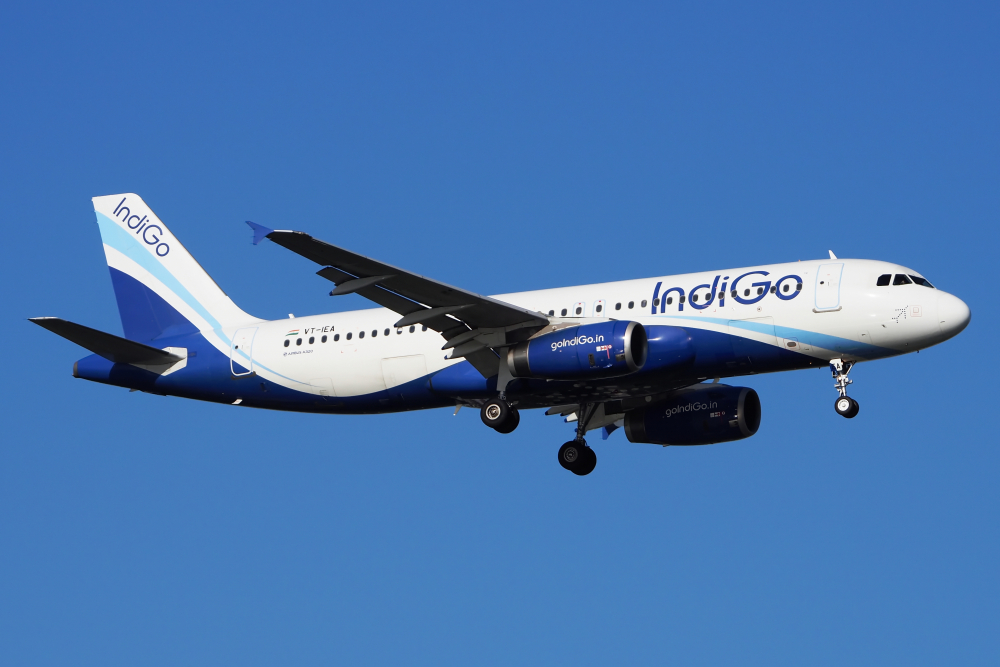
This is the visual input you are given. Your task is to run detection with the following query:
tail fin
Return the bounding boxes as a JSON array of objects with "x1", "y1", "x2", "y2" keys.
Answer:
[{"x1": 93, "y1": 194, "x2": 256, "y2": 342}]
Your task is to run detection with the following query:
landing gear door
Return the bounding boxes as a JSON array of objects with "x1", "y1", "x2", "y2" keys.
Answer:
[
  {"x1": 814, "y1": 263, "x2": 844, "y2": 311},
  {"x1": 230, "y1": 327, "x2": 257, "y2": 376}
]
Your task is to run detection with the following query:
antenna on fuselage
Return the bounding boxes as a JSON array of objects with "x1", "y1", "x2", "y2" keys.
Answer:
[{"x1": 828, "y1": 250, "x2": 838, "y2": 259}]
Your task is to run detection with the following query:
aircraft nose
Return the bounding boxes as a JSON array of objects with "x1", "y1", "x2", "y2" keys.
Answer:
[{"x1": 937, "y1": 292, "x2": 971, "y2": 339}]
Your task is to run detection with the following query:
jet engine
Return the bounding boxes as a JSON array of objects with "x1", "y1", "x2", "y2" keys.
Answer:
[
  {"x1": 507, "y1": 321, "x2": 647, "y2": 380},
  {"x1": 624, "y1": 384, "x2": 761, "y2": 445}
]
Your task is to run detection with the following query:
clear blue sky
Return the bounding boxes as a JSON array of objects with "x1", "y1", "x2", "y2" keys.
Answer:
[{"x1": 2, "y1": 2, "x2": 998, "y2": 664}]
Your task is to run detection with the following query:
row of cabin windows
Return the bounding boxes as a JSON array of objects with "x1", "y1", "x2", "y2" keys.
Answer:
[
  {"x1": 548, "y1": 301, "x2": 648, "y2": 316},
  {"x1": 543, "y1": 283, "x2": 804, "y2": 314},
  {"x1": 876, "y1": 274, "x2": 934, "y2": 288},
  {"x1": 283, "y1": 325, "x2": 428, "y2": 347}
]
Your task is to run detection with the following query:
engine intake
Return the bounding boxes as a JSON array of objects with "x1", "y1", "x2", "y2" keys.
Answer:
[
  {"x1": 624, "y1": 384, "x2": 761, "y2": 446},
  {"x1": 508, "y1": 321, "x2": 647, "y2": 380}
]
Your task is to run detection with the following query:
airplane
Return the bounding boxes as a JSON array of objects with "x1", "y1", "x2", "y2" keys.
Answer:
[{"x1": 32, "y1": 194, "x2": 971, "y2": 476}]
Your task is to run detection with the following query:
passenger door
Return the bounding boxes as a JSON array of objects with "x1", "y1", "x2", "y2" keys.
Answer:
[
  {"x1": 230, "y1": 327, "x2": 257, "y2": 376},
  {"x1": 815, "y1": 263, "x2": 844, "y2": 311}
]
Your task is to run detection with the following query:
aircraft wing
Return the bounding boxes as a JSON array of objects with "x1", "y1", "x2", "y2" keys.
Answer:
[{"x1": 248, "y1": 222, "x2": 550, "y2": 377}]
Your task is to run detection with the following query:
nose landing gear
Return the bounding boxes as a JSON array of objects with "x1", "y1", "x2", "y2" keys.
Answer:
[{"x1": 830, "y1": 359, "x2": 860, "y2": 419}]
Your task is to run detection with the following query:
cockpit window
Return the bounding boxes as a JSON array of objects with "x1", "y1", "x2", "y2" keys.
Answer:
[
  {"x1": 892, "y1": 274, "x2": 912, "y2": 286},
  {"x1": 908, "y1": 275, "x2": 934, "y2": 288},
  {"x1": 876, "y1": 274, "x2": 891, "y2": 286}
]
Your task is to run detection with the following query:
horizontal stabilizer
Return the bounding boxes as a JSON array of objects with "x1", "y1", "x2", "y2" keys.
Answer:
[{"x1": 29, "y1": 317, "x2": 184, "y2": 365}]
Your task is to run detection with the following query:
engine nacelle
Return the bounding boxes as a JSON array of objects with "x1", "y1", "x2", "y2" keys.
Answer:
[
  {"x1": 624, "y1": 384, "x2": 761, "y2": 445},
  {"x1": 641, "y1": 325, "x2": 696, "y2": 374},
  {"x1": 508, "y1": 321, "x2": 647, "y2": 380}
]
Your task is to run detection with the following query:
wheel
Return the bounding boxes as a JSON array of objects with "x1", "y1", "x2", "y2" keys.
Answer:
[
  {"x1": 835, "y1": 396, "x2": 859, "y2": 419},
  {"x1": 481, "y1": 398, "x2": 511, "y2": 429},
  {"x1": 494, "y1": 407, "x2": 520, "y2": 434},
  {"x1": 558, "y1": 440, "x2": 583, "y2": 470},
  {"x1": 846, "y1": 397, "x2": 860, "y2": 419},
  {"x1": 573, "y1": 446, "x2": 597, "y2": 476},
  {"x1": 558, "y1": 440, "x2": 596, "y2": 475}
]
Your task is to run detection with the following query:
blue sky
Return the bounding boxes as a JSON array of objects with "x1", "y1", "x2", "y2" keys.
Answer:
[{"x1": 2, "y1": 2, "x2": 998, "y2": 664}]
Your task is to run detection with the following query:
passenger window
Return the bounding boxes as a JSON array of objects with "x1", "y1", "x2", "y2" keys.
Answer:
[
  {"x1": 321, "y1": 335, "x2": 327, "y2": 343},
  {"x1": 651, "y1": 298, "x2": 659, "y2": 307},
  {"x1": 744, "y1": 289, "x2": 750, "y2": 296},
  {"x1": 909, "y1": 275, "x2": 935, "y2": 288},
  {"x1": 346, "y1": 332, "x2": 352, "y2": 340},
  {"x1": 359, "y1": 331, "x2": 365, "y2": 339},
  {"x1": 692, "y1": 294, "x2": 699, "y2": 302},
  {"x1": 575, "y1": 306, "x2": 582, "y2": 315},
  {"x1": 641, "y1": 300, "x2": 647, "y2": 307},
  {"x1": 422, "y1": 325, "x2": 428, "y2": 331},
  {"x1": 796, "y1": 283, "x2": 802, "y2": 290},
  {"x1": 334, "y1": 334, "x2": 340, "y2": 341},
  {"x1": 769, "y1": 286, "x2": 776, "y2": 294},
  {"x1": 876, "y1": 274, "x2": 891, "y2": 286},
  {"x1": 731, "y1": 290, "x2": 737, "y2": 297},
  {"x1": 548, "y1": 310, "x2": 554, "y2": 316},
  {"x1": 409, "y1": 325, "x2": 415, "y2": 333},
  {"x1": 596, "y1": 304, "x2": 603, "y2": 313},
  {"x1": 679, "y1": 296, "x2": 685, "y2": 303},
  {"x1": 628, "y1": 301, "x2": 634, "y2": 309},
  {"x1": 615, "y1": 303, "x2": 621, "y2": 310},
  {"x1": 309, "y1": 336, "x2": 315, "y2": 344},
  {"x1": 296, "y1": 338, "x2": 302, "y2": 346},
  {"x1": 397, "y1": 328, "x2": 402, "y2": 335},
  {"x1": 561, "y1": 308, "x2": 567, "y2": 316},
  {"x1": 893, "y1": 274, "x2": 912, "y2": 285},
  {"x1": 666, "y1": 297, "x2": 673, "y2": 305},
  {"x1": 384, "y1": 328, "x2": 390, "y2": 336},
  {"x1": 782, "y1": 284, "x2": 790, "y2": 293},
  {"x1": 284, "y1": 339, "x2": 289, "y2": 347},
  {"x1": 756, "y1": 287, "x2": 763, "y2": 295}
]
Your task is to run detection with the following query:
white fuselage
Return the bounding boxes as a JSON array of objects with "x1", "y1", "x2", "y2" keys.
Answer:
[{"x1": 233, "y1": 258, "x2": 968, "y2": 400}]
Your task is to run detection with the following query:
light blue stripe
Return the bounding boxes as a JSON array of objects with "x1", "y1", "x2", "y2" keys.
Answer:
[{"x1": 96, "y1": 211, "x2": 227, "y2": 338}]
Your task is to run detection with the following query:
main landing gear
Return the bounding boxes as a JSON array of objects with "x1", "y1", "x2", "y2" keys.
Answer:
[
  {"x1": 557, "y1": 403, "x2": 597, "y2": 476},
  {"x1": 480, "y1": 396, "x2": 520, "y2": 434},
  {"x1": 480, "y1": 396, "x2": 597, "y2": 476},
  {"x1": 558, "y1": 439, "x2": 597, "y2": 476},
  {"x1": 830, "y1": 358, "x2": 860, "y2": 419}
]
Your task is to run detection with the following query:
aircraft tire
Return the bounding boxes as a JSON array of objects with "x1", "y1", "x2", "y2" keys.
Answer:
[
  {"x1": 481, "y1": 398, "x2": 511, "y2": 429},
  {"x1": 558, "y1": 440, "x2": 583, "y2": 471},
  {"x1": 835, "y1": 396, "x2": 859, "y2": 419},
  {"x1": 573, "y1": 446, "x2": 597, "y2": 476},
  {"x1": 494, "y1": 407, "x2": 520, "y2": 434}
]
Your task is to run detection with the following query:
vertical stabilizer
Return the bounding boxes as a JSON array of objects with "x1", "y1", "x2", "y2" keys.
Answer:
[{"x1": 93, "y1": 194, "x2": 257, "y2": 342}]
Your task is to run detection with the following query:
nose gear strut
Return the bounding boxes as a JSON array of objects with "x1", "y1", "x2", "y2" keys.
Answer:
[{"x1": 830, "y1": 358, "x2": 860, "y2": 419}]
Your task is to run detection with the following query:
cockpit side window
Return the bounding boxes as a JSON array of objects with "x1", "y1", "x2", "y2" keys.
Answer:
[
  {"x1": 909, "y1": 275, "x2": 934, "y2": 288},
  {"x1": 892, "y1": 274, "x2": 912, "y2": 285},
  {"x1": 876, "y1": 274, "x2": 891, "y2": 286}
]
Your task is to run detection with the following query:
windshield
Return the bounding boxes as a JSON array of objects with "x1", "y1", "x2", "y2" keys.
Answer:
[{"x1": 908, "y1": 275, "x2": 935, "y2": 288}]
